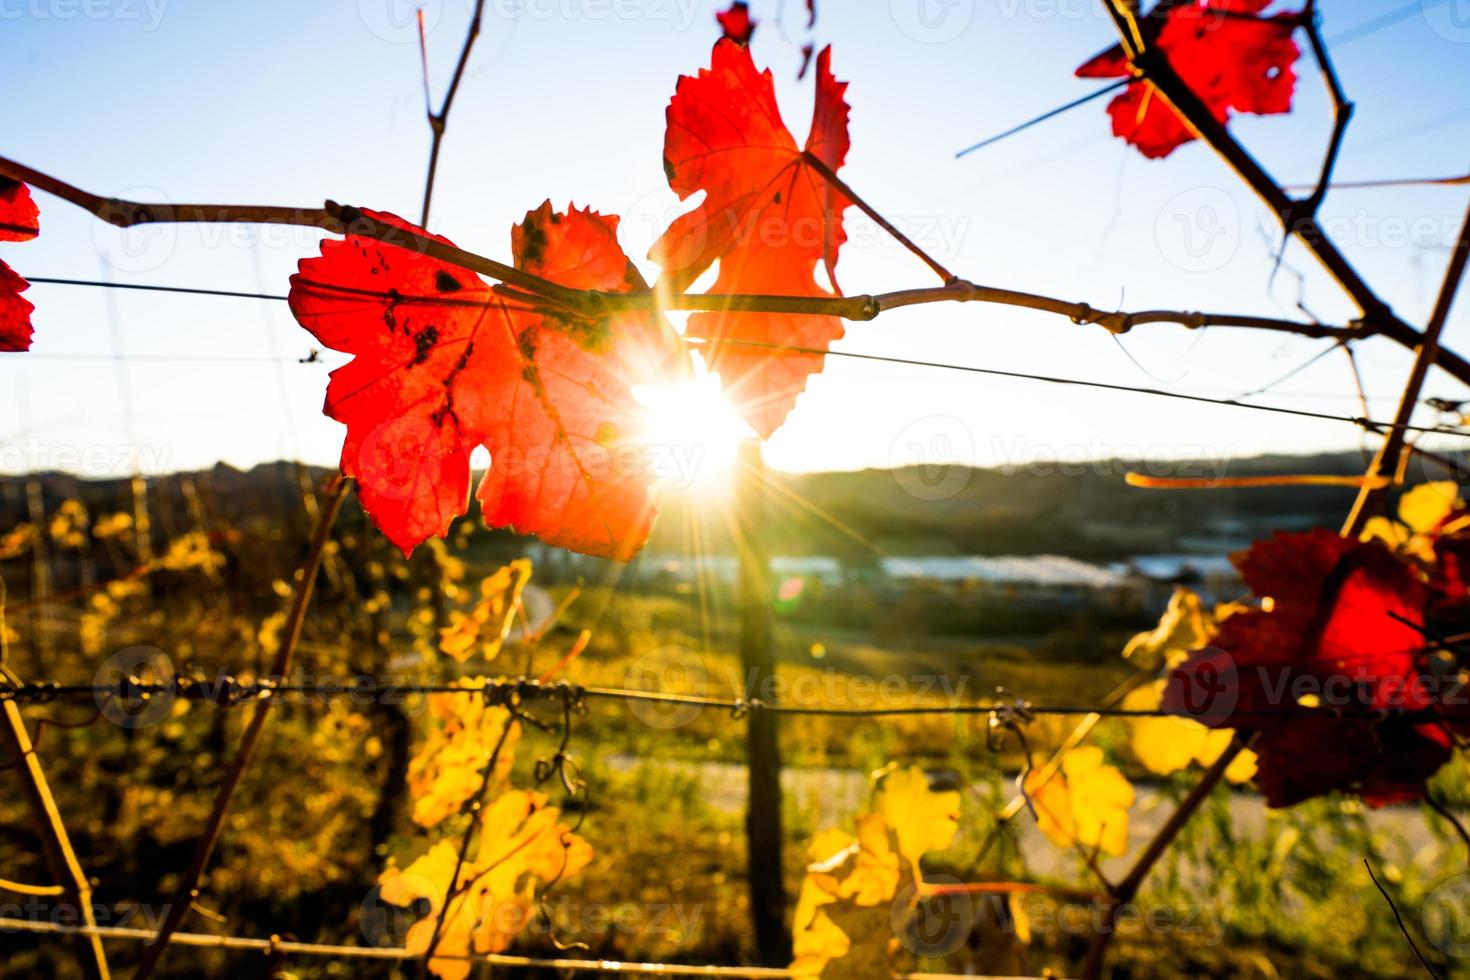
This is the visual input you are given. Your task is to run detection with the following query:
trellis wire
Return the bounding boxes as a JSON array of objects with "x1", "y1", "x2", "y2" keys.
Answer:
[
  {"x1": 0, "y1": 674, "x2": 1455, "y2": 724},
  {"x1": 17, "y1": 275, "x2": 1470, "y2": 441},
  {"x1": 0, "y1": 917, "x2": 1035, "y2": 979}
]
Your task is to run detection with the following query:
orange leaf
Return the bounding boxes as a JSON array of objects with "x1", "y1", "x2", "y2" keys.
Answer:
[{"x1": 653, "y1": 39, "x2": 852, "y2": 438}]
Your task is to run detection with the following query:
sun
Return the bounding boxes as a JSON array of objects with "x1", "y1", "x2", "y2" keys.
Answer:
[{"x1": 634, "y1": 367, "x2": 749, "y2": 490}]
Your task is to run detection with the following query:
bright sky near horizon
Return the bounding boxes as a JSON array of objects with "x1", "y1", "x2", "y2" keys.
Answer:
[{"x1": 2, "y1": 0, "x2": 1469, "y2": 485}]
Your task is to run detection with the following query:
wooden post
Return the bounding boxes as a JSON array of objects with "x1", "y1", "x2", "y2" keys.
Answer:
[{"x1": 735, "y1": 439, "x2": 791, "y2": 965}]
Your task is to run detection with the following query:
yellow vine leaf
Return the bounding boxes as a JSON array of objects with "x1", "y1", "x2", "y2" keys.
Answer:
[
  {"x1": 439, "y1": 559, "x2": 532, "y2": 663},
  {"x1": 380, "y1": 790, "x2": 592, "y2": 980},
  {"x1": 47, "y1": 500, "x2": 88, "y2": 549},
  {"x1": 91, "y1": 511, "x2": 134, "y2": 540},
  {"x1": 1361, "y1": 481, "x2": 1464, "y2": 562},
  {"x1": 407, "y1": 679, "x2": 521, "y2": 829},
  {"x1": 790, "y1": 766, "x2": 960, "y2": 978},
  {"x1": 153, "y1": 531, "x2": 226, "y2": 575},
  {"x1": 1024, "y1": 746, "x2": 1134, "y2": 857},
  {"x1": 0, "y1": 523, "x2": 35, "y2": 560},
  {"x1": 1121, "y1": 587, "x2": 1214, "y2": 671},
  {"x1": 1122, "y1": 681, "x2": 1257, "y2": 784}
]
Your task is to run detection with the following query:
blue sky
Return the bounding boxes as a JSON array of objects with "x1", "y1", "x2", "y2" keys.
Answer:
[{"x1": 1, "y1": 0, "x2": 1468, "y2": 482}]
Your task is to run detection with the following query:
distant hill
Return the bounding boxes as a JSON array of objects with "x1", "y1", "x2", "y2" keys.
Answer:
[{"x1": 1, "y1": 450, "x2": 1456, "y2": 562}]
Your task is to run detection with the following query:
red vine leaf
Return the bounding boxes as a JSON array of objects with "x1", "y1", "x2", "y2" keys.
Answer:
[
  {"x1": 652, "y1": 39, "x2": 851, "y2": 439},
  {"x1": 289, "y1": 202, "x2": 687, "y2": 560},
  {"x1": 1076, "y1": 0, "x2": 1300, "y2": 159},
  {"x1": 1162, "y1": 530, "x2": 1449, "y2": 807},
  {"x1": 0, "y1": 180, "x2": 40, "y2": 352},
  {"x1": 716, "y1": 1, "x2": 755, "y2": 44}
]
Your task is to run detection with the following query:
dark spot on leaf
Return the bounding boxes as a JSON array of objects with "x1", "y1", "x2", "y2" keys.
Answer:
[
  {"x1": 412, "y1": 325, "x2": 440, "y2": 365},
  {"x1": 663, "y1": 156, "x2": 677, "y2": 183},
  {"x1": 519, "y1": 218, "x2": 547, "y2": 268},
  {"x1": 435, "y1": 270, "x2": 462, "y2": 293}
]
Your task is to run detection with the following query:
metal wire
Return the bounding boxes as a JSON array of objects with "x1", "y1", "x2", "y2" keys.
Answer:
[{"x1": 20, "y1": 274, "x2": 1470, "y2": 440}]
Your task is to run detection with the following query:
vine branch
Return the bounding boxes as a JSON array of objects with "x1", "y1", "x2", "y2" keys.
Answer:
[
  {"x1": 419, "y1": 0, "x2": 489, "y2": 227},
  {"x1": 1342, "y1": 199, "x2": 1470, "y2": 536},
  {"x1": 10, "y1": 154, "x2": 1470, "y2": 384}
]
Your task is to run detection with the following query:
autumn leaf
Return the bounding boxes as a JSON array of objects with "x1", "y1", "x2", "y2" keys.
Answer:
[
  {"x1": 439, "y1": 559, "x2": 532, "y2": 663},
  {"x1": 1161, "y1": 530, "x2": 1451, "y2": 807},
  {"x1": 0, "y1": 179, "x2": 40, "y2": 352},
  {"x1": 716, "y1": 1, "x2": 755, "y2": 43},
  {"x1": 790, "y1": 766, "x2": 958, "y2": 978},
  {"x1": 1123, "y1": 681, "x2": 1257, "y2": 783},
  {"x1": 1024, "y1": 746, "x2": 1134, "y2": 857},
  {"x1": 1076, "y1": 0, "x2": 1300, "y2": 159},
  {"x1": 289, "y1": 202, "x2": 688, "y2": 560},
  {"x1": 1360, "y1": 480, "x2": 1466, "y2": 564},
  {"x1": 380, "y1": 789, "x2": 591, "y2": 980},
  {"x1": 1121, "y1": 586, "x2": 1216, "y2": 671},
  {"x1": 406, "y1": 682, "x2": 521, "y2": 828},
  {"x1": 652, "y1": 39, "x2": 851, "y2": 439}
]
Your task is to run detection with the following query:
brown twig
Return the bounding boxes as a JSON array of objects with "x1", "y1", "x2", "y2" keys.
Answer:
[
  {"x1": 1097, "y1": 1, "x2": 1448, "y2": 372},
  {"x1": 419, "y1": 0, "x2": 489, "y2": 227},
  {"x1": 1342, "y1": 199, "x2": 1470, "y2": 536},
  {"x1": 1080, "y1": 736, "x2": 1249, "y2": 979},
  {"x1": 800, "y1": 150, "x2": 954, "y2": 282},
  {"x1": 13, "y1": 154, "x2": 1470, "y2": 381},
  {"x1": 417, "y1": 710, "x2": 519, "y2": 980},
  {"x1": 130, "y1": 476, "x2": 350, "y2": 980}
]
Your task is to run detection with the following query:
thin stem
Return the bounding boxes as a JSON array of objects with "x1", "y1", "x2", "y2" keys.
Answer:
[
  {"x1": 1080, "y1": 736, "x2": 1249, "y2": 979},
  {"x1": 420, "y1": 0, "x2": 488, "y2": 227},
  {"x1": 130, "y1": 476, "x2": 351, "y2": 980},
  {"x1": 801, "y1": 150, "x2": 954, "y2": 282},
  {"x1": 1365, "y1": 859, "x2": 1444, "y2": 979},
  {"x1": 1098, "y1": 1, "x2": 1428, "y2": 351},
  {"x1": 417, "y1": 712, "x2": 518, "y2": 979},
  {"x1": 1342, "y1": 198, "x2": 1470, "y2": 536}
]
